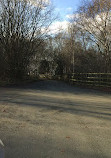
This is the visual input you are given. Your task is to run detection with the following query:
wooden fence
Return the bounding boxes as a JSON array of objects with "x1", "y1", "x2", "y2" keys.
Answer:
[{"x1": 56, "y1": 73, "x2": 111, "y2": 88}]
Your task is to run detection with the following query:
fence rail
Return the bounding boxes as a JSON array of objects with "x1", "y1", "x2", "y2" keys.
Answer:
[{"x1": 56, "y1": 73, "x2": 111, "y2": 88}]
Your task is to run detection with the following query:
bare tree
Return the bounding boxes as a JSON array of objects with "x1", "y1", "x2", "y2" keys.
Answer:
[
  {"x1": 0, "y1": 0, "x2": 56, "y2": 80},
  {"x1": 74, "y1": 0, "x2": 111, "y2": 72}
]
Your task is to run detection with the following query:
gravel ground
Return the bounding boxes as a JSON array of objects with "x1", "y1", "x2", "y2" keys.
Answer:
[{"x1": 0, "y1": 80, "x2": 111, "y2": 158}]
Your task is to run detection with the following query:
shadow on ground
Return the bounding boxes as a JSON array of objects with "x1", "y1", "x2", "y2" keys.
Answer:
[
  {"x1": 0, "y1": 80, "x2": 111, "y2": 158},
  {"x1": 0, "y1": 80, "x2": 111, "y2": 121}
]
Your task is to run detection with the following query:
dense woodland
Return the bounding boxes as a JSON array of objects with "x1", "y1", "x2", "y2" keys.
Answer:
[{"x1": 0, "y1": 0, "x2": 111, "y2": 82}]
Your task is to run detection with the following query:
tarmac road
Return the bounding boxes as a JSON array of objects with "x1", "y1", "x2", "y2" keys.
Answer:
[{"x1": 0, "y1": 80, "x2": 111, "y2": 158}]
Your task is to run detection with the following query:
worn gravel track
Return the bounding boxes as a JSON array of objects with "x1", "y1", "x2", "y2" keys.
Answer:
[{"x1": 0, "y1": 80, "x2": 111, "y2": 158}]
